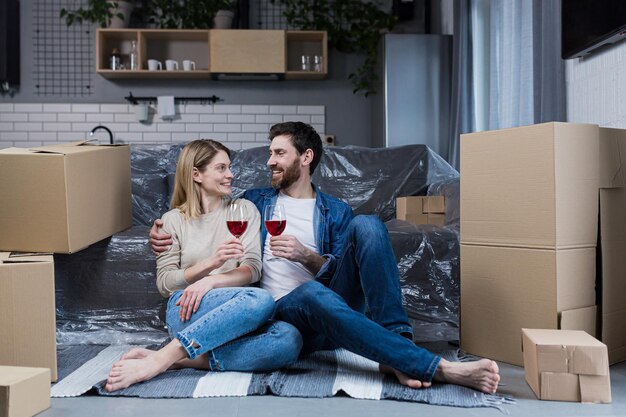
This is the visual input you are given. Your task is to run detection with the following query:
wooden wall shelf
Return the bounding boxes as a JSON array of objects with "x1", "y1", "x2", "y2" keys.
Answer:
[{"x1": 96, "y1": 29, "x2": 328, "y2": 80}]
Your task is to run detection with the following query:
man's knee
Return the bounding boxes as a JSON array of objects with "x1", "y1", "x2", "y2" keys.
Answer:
[
  {"x1": 281, "y1": 281, "x2": 329, "y2": 308},
  {"x1": 348, "y1": 215, "x2": 387, "y2": 241}
]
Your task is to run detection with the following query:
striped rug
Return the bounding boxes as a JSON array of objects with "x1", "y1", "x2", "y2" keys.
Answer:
[{"x1": 51, "y1": 344, "x2": 514, "y2": 410}]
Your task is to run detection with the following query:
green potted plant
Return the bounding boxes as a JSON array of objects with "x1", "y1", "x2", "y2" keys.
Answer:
[
  {"x1": 277, "y1": 0, "x2": 396, "y2": 96},
  {"x1": 60, "y1": 0, "x2": 134, "y2": 28},
  {"x1": 139, "y1": 0, "x2": 233, "y2": 29}
]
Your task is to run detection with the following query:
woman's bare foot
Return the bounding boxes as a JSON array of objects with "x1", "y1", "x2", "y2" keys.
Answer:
[
  {"x1": 104, "y1": 356, "x2": 169, "y2": 392},
  {"x1": 379, "y1": 364, "x2": 432, "y2": 389},
  {"x1": 120, "y1": 347, "x2": 155, "y2": 360},
  {"x1": 104, "y1": 340, "x2": 188, "y2": 392},
  {"x1": 434, "y1": 358, "x2": 500, "y2": 394}
]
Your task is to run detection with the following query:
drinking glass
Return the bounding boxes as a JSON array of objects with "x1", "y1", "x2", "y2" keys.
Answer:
[
  {"x1": 264, "y1": 204, "x2": 286, "y2": 261},
  {"x1": 226, "y1": 202, "x2": 248, "y2": 238}
]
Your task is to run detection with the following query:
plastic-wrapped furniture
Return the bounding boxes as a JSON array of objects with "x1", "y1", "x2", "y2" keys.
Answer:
[{"x1": 55, "y1": 144, "x2": 460, "y2": 344}]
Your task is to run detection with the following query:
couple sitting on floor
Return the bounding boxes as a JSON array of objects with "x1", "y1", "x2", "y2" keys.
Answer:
[{"x1": 104, "y1": 122, "x2": 500, "y2": 394}]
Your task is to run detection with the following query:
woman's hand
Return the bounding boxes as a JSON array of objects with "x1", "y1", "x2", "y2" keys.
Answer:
[
  {"x1": 176, "y1": 277, "x2": 214, "y2": 322},
  {"x1": 207, "y1": 238, "x2": 244, "y2": 270}
]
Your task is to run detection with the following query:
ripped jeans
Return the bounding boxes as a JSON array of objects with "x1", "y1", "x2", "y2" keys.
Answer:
[{"x1": 166, "y1": 287, "x2": 302, "y2": 371}]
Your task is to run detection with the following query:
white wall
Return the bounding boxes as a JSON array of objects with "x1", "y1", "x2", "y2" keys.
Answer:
[
  {"x1": 566, "y1": 42, "x2": 626, "y2": 127},
  {"x1": 0, "y1": 103, "x2": 324, "y2": 150}
]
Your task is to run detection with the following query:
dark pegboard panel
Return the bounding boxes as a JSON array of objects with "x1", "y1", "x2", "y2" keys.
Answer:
[
  {"x1": 33, "y1": 0, "x2": 93, "y2": 96},
  {"x1": 251, "y1": 0, "x2": 293, "y2": 30}
]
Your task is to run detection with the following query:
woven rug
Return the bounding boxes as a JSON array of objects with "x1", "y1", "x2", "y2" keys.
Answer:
[{"x1": 51, "y1": 344, "x2": 514, "y2": 410}]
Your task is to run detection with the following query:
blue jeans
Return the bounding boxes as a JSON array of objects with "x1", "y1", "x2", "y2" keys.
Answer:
[
  {"x1": 166, "y1": 287, "x2": 302, "y2": 372},
  {"x1": 276, "y1": 215, "x2": 441, "y2": 382}
]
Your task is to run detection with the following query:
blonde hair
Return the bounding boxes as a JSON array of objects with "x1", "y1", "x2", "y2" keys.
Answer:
[{"x1": 170, "y1": 139, "x2": 232, "y2": 219}]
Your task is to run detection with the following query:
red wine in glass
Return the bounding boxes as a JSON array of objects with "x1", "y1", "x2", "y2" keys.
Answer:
[
  {"x1": 264, "y1": 204, "x2": 286, "y2": 261},
  {"x1": 265, "y1": 219, "x2": 286, "y2": 236},
  {"x1": 227, "y1": 220, "x2": 248, "y2": 238},
  {"x1": 227, "y1": 202, "x2": 248, "y2": 238}
]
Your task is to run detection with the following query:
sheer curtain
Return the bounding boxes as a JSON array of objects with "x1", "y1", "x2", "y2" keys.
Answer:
[
  {"x1": 477, "y1": 0, "x2": 565, "y2": 131},
  {"x1": 447, "y1": 0, "x2": 566, "y2": 168},
  {"x1": 446, "y1": 0, "x2": 474, "y2": 169}
]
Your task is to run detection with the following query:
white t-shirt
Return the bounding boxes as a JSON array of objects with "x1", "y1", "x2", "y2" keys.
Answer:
[{"x1": 261, "y1": 192, "x2": 317, "y2": 300}]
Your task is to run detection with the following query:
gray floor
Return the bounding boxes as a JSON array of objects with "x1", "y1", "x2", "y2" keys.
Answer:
[{"x1": 41, "y1": 359, "x2": 626, "y2": 417}]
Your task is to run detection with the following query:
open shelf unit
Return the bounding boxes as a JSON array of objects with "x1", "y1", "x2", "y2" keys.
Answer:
[{"x1": 96, "y1": 29, "x2": 327, "y2": 80}]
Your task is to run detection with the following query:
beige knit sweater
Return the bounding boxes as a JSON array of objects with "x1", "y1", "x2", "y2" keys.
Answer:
[{"x1": 156, "y1": 199, "x2": 262, "y2": 297}]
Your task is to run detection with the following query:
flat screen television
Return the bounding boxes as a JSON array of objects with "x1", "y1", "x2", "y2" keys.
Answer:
[{"x1": 562, "y1": 0, "x2": 626, "y2": 59}]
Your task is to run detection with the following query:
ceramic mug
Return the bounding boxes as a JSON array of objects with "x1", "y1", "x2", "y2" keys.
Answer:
[
  {"x1": 182, "y1": 60, "x2": 196, "y2": 71},
  {"x1": 165, "y1": 60, "x2": 179, "y2": 71},
  {"x1": 147, "y1": 59, "x2": 162, "y2": 71}
]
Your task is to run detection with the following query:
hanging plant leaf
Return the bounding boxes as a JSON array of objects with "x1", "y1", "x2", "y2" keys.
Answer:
[{"x1": 276, "y1": 0, "x2": 396, "y2": 96}]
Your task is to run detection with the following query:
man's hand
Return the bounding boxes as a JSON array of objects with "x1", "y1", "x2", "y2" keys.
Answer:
[
  {"x1": 269, "y1": 235, "x2": 311, "y2": 263},
  {"x1": 150, "y1": 219, "x2": 172, "y2": 255},
  {"x1": 175, "y1": 277, "x2": 214, "y2": 322}
]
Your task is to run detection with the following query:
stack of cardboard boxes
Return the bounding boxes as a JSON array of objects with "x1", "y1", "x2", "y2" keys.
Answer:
[
  {"x1": 396, "y1": 196, "x2": 446, "y2": 226},
  {"x1": 460, "y1": 123, "x2": 626, "y2": 369},
  {"x1": 0, "y1": 141, "x2": 132, "y2": 412}
]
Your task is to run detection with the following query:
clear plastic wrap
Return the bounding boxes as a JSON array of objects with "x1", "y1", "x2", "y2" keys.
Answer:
[
  {"x1": 387, "y1": 219, "x2": 460, "y2": 342},
  {"x1": 233, "y1": 144, "x2": 459, "y2": 222},
  {"x1": 58, "y1": 143, "x2": 460, "y2": 345},
  {"x1": 55, "y1": 226, "x2": 167, "y2": 346},
  {"x1": 427, "y1": 178, "x2": 460, "y2": 227}
]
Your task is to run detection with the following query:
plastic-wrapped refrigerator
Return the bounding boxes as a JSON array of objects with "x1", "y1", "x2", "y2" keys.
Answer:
[{"x1": 372, "y1": 34, "x2": 452, "y2": 157}]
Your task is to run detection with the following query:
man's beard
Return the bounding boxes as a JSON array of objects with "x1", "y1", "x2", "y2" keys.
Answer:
[{"x1": 271, "y1": 159, "x2": 301, "y2": 189}]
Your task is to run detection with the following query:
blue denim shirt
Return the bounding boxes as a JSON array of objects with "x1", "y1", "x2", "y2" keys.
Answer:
[{"x1": 243, "y1": 183, "x2": 354, "y2": 282}]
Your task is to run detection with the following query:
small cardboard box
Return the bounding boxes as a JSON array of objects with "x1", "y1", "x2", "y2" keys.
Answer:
[
  {"x1": 0, "y1": 366, "x2": 51, "y2": 417},
  {"x1": 461, "y1": 244, "x2": 597, "y2": 366},
  {"x1": 0, "y1": 253, "x2": 57, "y2": 381},
  {"x1": 397, "y1": 196, "x2": 445, "y2": 226},
  {"x1": 0, "y1": 141, "x2": 132, "y2": 253},
  {"x1": 522, "y1": 329, "x2": 611, "y2": 403}
]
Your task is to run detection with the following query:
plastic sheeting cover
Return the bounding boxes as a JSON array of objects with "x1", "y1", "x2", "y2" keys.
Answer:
[
  {"x1": 233, "y1": 144, "x2": 459, "y2": 221},
  {"x1": 58, "y1": 143, "x2": 460, "y2": 345},
  {"x1": 55, "y1": 226, "x2": 167, "y2": 345}
]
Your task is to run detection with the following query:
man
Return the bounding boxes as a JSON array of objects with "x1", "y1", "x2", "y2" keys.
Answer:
[{"x1": 151, "y1": 122, "x2": 500, "y2": 393}]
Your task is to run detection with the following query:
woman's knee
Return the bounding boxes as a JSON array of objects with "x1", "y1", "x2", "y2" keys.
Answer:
[
  {"x1": 239, "y1": 287, "x2": 276, "y2": 320},
  {"x1": 270, "y1": 321, "x2": 303, "y2": 365}
]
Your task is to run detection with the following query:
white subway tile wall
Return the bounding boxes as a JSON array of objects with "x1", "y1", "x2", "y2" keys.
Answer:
[
  {"x1": 0, "y1": 103, "x2": 325, "y2": 150},
  {"x1": 566, "y1": 41, "x2": 626, "y2": 128}
]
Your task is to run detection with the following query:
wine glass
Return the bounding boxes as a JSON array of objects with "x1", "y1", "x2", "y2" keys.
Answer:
[
  {"x1": 226, "y1": 201, "x2": 248, "y2": 238},
  {"x1": 264, "y1": 204, "x2": 286, "y2": 261}
]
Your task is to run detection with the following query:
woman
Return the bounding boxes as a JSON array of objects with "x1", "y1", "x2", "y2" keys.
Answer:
[{"x1": 105, "y1": 139, "x2": 302, "y2": 392}]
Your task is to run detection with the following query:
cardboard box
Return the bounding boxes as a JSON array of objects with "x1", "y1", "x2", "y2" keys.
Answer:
[
  {"x1": 461, "y1": 244, "x2": 597, "y2": 366},
  {"x1": 405, "y1": 213, "x2": 445, "y2": 227},
  {"x1": 522, "y1": 329, "x2": 611, "y2": 403},
  {"x1": 0, "y1": 253, "x2": 57, "y2": 381},
  {"x1": 0, "y1": 366, "x2": 51, "y2": 417},
  {"x1": 460, "y1": 123, "x2": 626, "y2": 366},
  {"x1": 397, "y1": 196, "x2": 445, "y2": 226},
  {"x1": 0, "y1": 141, "x2": 132, "y2": 253},
  {"x1": 461, "y1": 122, "x2": 600, "y2": 249},
  {"x1": 598, "y1": 128, "x2": 626, "y2": 364}
]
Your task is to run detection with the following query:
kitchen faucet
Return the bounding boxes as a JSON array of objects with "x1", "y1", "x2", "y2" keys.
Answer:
[{"x1": 90, "y1": 125, "x2": 114, "y2": 145}]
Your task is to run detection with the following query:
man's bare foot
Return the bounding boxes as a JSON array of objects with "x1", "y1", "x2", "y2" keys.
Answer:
[
  {"x1": 379, "y1": 364, "x2": 432, "y2": 389},
  {"x1": 434, "y1": 358, "x2": 500, "y2": 394},
  {"x1": 120, "y1": 347, "x2": 155, "y2": 360},
  {"x1": 104, "y1": 356, "x2": 170, "y2": 392}
]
